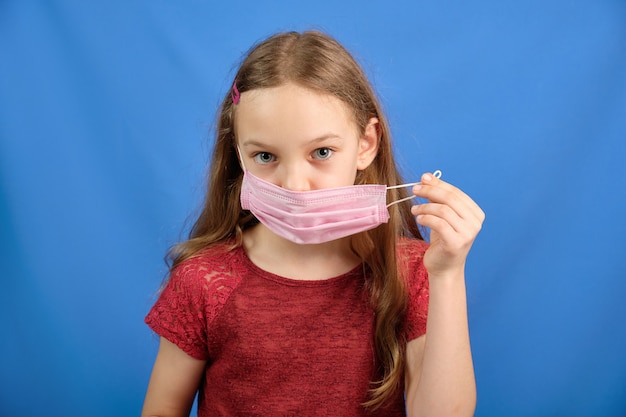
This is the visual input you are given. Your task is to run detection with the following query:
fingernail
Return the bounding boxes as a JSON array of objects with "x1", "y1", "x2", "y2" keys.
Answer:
[
  {"x1": 423, "y1": 173, "x2": 433, "y2": 182},
  {"x1": 413, "y1": 184, "x2": 422, "y2": 192}
]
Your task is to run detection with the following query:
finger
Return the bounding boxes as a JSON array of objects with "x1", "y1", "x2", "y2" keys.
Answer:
[
  {"x1": 412, "y1": 173, "x2": 484, "y2": 224},
  {"x1": 411, "y1": 202, "x2": 465, "y2": 234},
  {"x1": 416, "y1": 173, "x2": 477, "y2": 211},
  {"x1": 415, "y1": 213, "x2": 463, "y2": 249},
  {"x1": 414, "y1": 202, "x2": 483, "y2": 246},
  {"x1": 416, "y1": 210, "x2": 482, "y2": 254}
]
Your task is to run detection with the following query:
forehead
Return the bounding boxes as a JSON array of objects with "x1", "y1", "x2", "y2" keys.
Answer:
[{"x1": 234, "y1": 83, "x2": 359, "y2": 144}]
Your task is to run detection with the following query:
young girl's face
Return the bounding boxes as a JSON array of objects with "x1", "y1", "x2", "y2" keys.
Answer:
[{"x1": 235, "y1": 83, "x2": 378, "y2": 191}]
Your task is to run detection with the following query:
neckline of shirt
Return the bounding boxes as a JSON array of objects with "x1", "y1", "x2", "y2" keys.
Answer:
[{"x1": 237, "y1": 245, "x2": 364, "y2": 287}]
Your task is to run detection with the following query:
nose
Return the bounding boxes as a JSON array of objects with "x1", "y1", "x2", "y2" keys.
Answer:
[{"x1": 280, "y1": 164, "x2": 311, "y2": 191}]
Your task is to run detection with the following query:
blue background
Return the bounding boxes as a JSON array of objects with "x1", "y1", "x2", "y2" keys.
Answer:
[{"x1": 1, "y1": 1, "x2": 625, "y2": 416}]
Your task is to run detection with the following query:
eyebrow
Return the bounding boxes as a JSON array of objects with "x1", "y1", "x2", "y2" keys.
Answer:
[{"x1": 240, "y1": 134, "x2": 344, "y2": 148}]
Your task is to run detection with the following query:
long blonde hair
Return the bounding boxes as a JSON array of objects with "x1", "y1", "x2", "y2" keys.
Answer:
[{"x1": 169, "y1": 31, "x2": 423, "y2": 409}]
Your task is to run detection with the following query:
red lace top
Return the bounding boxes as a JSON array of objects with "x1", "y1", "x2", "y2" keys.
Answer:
[{"x1": 145, "y1": 238, "x2": 429, "y2": 416}]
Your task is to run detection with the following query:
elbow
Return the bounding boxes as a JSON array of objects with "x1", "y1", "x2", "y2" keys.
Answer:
[
  {"x1": 452, "y1": 398, "x2": 477, "y2": 417},
  {"x1": 449, "y1": 397, "x2": 477, "y2": 417},
  {"x1": 441, "y1": 392, "x2": 477, "y2": 417}
]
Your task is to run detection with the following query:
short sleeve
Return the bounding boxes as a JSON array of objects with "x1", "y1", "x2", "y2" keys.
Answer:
[
  {"x1": 398, "y1": 238, "x2": 430, "y2": 342},
  {"x1": 145, "y1": 260, "x2": 211, "y2": 359}
]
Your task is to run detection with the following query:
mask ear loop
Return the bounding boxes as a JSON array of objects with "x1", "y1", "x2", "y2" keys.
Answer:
[
  {"x1": 231, "y1": 81, "x2": 244, "y2": 171},
  {"x1": 236, "y1": 146, "x2": 247, "y2": 171},
  {"x1": 386, "y1": 170, "x2": 442, "y2": 207}
]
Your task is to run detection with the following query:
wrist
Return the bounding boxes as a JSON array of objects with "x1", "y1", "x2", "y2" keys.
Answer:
[{"x1": 426, "y1": 267, "x2": 466, "y2": 283}]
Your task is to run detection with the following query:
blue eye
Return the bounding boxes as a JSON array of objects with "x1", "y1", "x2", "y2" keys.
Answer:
[
  {"x1": 313, "y1": 148, "x2": 333, "y2": 160},
  {"x1": 253, "y1": 152, "x2": 275, "y2": 164}
]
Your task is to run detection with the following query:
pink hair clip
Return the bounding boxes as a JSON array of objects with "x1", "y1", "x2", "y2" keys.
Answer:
[{"x1": 231, "y1": 81, "x2": 240, "y2": 105}]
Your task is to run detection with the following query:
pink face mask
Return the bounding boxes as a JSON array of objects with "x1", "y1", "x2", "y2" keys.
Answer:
[{"x1": 239, "y1": 156, "x2": 441, "y2": 245}]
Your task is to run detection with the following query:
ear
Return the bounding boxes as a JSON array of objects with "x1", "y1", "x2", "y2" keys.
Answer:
[{"x1": 356, "y1": 117, "x2": 380, "y2": 171}]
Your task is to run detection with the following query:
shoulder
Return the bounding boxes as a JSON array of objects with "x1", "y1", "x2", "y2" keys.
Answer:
[
  {"x1": 157, "y1": 240, "x2": 246, "y2": 322},
  {"x1": 398, "y1": 237, "x2": 430, "y2": 340},
  {"x1": 397, "y1": 237, "x2": 429, "y2": 258},
  {"x1": 397, "y1": 237, "x2": 429, "y2": 279},
  {"x1": 169, "y1": 240, "x2": 245, "y2": 290},
  {"x1": 396, "y1": 237, "x2": 429, "y2": 306}
]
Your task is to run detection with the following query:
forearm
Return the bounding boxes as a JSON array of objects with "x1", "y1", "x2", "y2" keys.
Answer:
[{"x1": 407, "y1": 270, "x2": 476, "y2": 417}]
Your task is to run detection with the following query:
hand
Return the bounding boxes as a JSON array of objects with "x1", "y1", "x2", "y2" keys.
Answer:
[{"x1": 411, "y1": 172, "x2": 485, "y2": 278}]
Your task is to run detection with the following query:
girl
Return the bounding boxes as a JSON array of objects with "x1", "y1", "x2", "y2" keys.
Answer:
[{"x1": 142, "y1": 31, "x2": 484, "y2": 417}]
